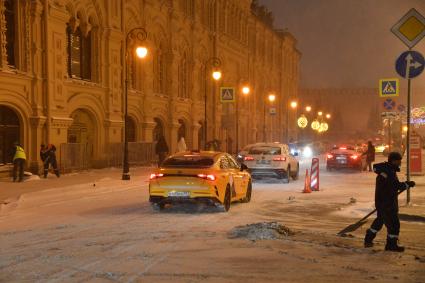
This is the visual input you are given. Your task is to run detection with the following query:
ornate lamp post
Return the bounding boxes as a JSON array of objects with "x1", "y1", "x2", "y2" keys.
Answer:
[
  {"x1": 203, "y1": 57, "x2": 222, "y2": 150},
  {"x1": 122, "y1": 28, "x2": 148, "y2": 180},
  {"x1": 263, "y1": 93, "x2": 276, "y2": 142},
  {"x1": 286, "y1": 100, "x2": 298, "y2": 143},
  {"x1": 235, "y1": 84, "x2": 250, "y2": 153}
]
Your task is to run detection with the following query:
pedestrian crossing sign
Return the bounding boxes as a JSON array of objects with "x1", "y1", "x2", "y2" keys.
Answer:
[
  {"x1": 220, "y1": 87, "x2": 235, "y2": 103},
  {"x1": 379, "y1": 78, "x2": 399, "y2": 97}
]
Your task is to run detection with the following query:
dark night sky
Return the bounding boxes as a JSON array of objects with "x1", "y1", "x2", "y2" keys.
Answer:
[{"x1": 259, "y1": 0, "x2": 425, "y2": 89}]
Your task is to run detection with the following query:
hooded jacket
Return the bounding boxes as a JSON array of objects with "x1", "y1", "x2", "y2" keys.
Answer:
[{"x1": 373, "y1": 162, "x2": 408, "y2": 210}]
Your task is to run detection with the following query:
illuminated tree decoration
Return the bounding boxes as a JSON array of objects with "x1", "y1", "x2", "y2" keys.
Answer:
[
  {"x1": 297, "y1": 115, "x2": 308, "y2": 128},
  {"x1": 320, "y1": 122, "x2": 329, "y2": 132},
  {"x1": 311, "y1": 120, "x2": 320, "y2": 130}
]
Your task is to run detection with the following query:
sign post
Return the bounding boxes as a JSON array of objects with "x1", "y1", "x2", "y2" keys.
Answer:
[{"x1": 392, "y1": 8, "x2": 425, "y2": 204}]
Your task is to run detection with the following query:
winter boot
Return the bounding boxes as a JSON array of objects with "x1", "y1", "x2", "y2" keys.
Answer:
[
  {"x1": 385, "y1": 237, "x2": 405, "y2": 252},
  {"x1": 54, "y1": 170, "x2": 60, "y2": 178},
  {"x1": 364, "y1": 229, "x2": 377, "y2": 248}
]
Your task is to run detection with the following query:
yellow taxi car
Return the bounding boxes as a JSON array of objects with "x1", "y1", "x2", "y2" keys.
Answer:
[{"x1": 149, "y1": 151, "x2": 252, "y2": 212}]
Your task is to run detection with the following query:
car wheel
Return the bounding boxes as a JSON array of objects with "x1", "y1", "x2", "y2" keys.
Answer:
[
  {"x1": 291, "y1": 164, "x2": 299, "y2": 180},
  {"x1": 220, "y1": 186, "x2": 231, "y2": 212},
  {"x1": 151, "y1": 203, "x2": 165, "y2": 211},
  {"x1": 242, "y1": 180, "x2": 252, "y2": 203},
  {"x1": 282, "y1": 167, "x2": 290, "y2": 184}
]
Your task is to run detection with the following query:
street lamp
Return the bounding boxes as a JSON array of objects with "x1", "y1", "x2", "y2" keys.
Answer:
[
  {"x1": 236, "y1": 84, "x2": 250, "y2": 153},
  {"x1": 326, "y1": 113, "x2": 331, "y2": 119},
  {"x1": 306, "y1": 106, "x2": 312, "y2": 112},
  {"x1": 286, "y1": 100, "x2": 298, "y2": 143},
  {"x1": 263, "y1": 93, "x2": 276, "y2": 142},
  {"x1": 204, "y1": 57, "x2": 222, "y2": 150},
  {"x1": 122, "y1": 28, "x2": 148, "y2": 180},
  {"x1": 318, "y1": 111, "x2": 323, "y2": 116}
]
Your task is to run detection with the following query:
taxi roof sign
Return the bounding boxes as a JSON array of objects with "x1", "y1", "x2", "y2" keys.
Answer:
[
  {"x1": 379, "y1": 78, "x2": 399, "y2": 97},
  {"x1": 391, "y1": 8, "x2": 425, "y2": 48}
]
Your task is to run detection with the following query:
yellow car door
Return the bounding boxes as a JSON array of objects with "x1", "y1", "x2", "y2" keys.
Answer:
[{"x1": 225, "y1": 154, "x2": 247, "y2": 198}]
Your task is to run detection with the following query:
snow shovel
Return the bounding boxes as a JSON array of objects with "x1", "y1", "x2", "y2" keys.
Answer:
[{"x1": 337, "y1": 190, "x2": 404, "y2": 236}]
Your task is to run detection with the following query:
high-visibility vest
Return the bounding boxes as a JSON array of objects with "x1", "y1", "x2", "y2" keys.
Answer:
[{"x1": 14, "y1": 146, "x2": 27, "y2": 161}]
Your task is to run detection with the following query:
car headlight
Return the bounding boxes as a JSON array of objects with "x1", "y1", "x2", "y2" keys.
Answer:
[{"x1": 303, "y1": 146, "x2": 313, "y2": 157}]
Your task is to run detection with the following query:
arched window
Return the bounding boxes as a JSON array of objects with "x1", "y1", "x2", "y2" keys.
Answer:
[
  {"x1": 4, "y1": 0, "x2": 16, "y2": 67},
  {"x1": 153, "y1": 118, "x2": 164, "y2": 142},
  {"x1": 127, "y1": 117, "x2": 136, "y2": 142},
  {"x1": 66, "y1": 24, "x2": 92, "y2": 80},
  {"x1": 178, "y1": 119, "x2": 186, "y2": 140}
]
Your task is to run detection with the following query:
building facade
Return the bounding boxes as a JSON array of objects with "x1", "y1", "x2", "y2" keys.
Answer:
[{"x1": 0, "y1": 0, "x2": 300, "y2": 173}]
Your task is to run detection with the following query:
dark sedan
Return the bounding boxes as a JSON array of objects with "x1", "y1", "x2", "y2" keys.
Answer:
[{"x1": 326, "y1": 145, "x2": 366, "y2": 171}]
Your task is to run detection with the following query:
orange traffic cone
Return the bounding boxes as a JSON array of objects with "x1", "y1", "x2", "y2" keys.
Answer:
[{"x1": 303, "y1": 169, "x2": 312, "y2": 193}]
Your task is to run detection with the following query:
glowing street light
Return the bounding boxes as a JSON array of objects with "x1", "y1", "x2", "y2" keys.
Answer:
[
  {"x1": 136, "y1": 46, "x2": 148, "y2": 58},
  {"x1": 212, "y1": 70, "x2": 222, "y2": 81},
  {"x1": 306, "y1": 106, "x2": 312, "y2": 112},
  {"x1": 242, "y1": 86, "x2": 250, "y2": 95},
  {"x1": 268, "y1": 93, "x2": 276, "y2": 102},
  {"x1": 326, "y1": 113, "x2": 331, "y2": 119},
  {"x1": 318, "y1": 111, "x2": 323, "y2": 116},
  {"x1": 403, "y1": 125, "x2": 408, "y2": 132},
  {"x1": 290, "y1": 101, "x2": 298, "y2": 109}
]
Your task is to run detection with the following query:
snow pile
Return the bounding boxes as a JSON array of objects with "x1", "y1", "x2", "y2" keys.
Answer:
[{"x1": 228, "y1": 222, "x2": 293, "y2": 240}]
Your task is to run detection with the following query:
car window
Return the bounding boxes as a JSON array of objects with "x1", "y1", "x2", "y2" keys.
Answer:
[
  {"x1": 162, "y1": 155, "x2": 214, "y2": 168},
  {"x1": 220, "y1": 156, "x2": 231, "y2": 169},
  {"x1": 226, "y1": 155, "x2": 240, "y2": 169},
  {"x1": 249, "y1": 146, "x2": 281, "y2": 155}
]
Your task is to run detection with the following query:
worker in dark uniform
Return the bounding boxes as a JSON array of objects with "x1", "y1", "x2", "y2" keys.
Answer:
[
  {"x1": 364, "y1": 152, "x2": 415, "y2": 252},
  {"x1": 40, "y1": 144, "x2": 60, "y2": 178}
]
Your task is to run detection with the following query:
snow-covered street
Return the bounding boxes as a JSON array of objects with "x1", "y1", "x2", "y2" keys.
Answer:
[{"x1": 1, "y1": 158, "x2": 425, "y2": 282}]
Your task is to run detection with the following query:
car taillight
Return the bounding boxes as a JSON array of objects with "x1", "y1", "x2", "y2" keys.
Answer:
[
  {"x1": 273, "y1": 157, "x2": 286, "y2": 161},
  {"x1": 350, "y1": 155, "x2": 358, "y2": 160},
  {"x1": 244, "y1": 156, "x2": 254, "y2": 161},
  {"x1": 197, "y1": 174, "x2": 216, "y2": 181},
  {"x1": 149, "y1": 173, "x2": 164, "y2": 180},
  {"x1": 327, "y1": 154, "x2": 334, "y2": 159}
]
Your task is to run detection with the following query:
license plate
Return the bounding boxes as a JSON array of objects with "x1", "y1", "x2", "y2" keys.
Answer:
[
  {"x1": 256, "y1": 160, "x2": 270, "y2": 164},
  {"x1": 338, "y1": 160, "x2": 347, "y2": 164},
  {"x1": 167, "y1": 191, "x2": 190, "y2": 197},
  {"x1": 336, "y1": 156, "x2": 346, "y2": 160}
]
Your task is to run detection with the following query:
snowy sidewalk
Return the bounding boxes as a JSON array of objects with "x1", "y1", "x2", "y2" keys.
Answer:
[{"x1": 0, "y1": 166, "x2": 155, "y2": 203}]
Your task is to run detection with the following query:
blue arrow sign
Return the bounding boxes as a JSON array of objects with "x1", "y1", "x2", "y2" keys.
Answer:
[{"x1": 395, "y1": 51, "x2": 425, "y2": 79}]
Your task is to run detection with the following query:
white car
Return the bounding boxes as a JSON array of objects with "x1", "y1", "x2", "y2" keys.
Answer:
[{"x1": 242, "y1": 143, "x2": 299, "y2": 183}]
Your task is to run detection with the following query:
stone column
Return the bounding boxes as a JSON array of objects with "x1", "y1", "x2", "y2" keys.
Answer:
[
  {"x1": 191, "y1": 122, "x2": 201, "y2": 150},
  {"x1": 28, "y1": 116, "x2": 47, "y2": 174},
  {"x1": 142, "y1": 118, "x2": 156, "y2": 142},
  {"x1": 169, "y1": 121, "x2": 181, "y2": 154}
]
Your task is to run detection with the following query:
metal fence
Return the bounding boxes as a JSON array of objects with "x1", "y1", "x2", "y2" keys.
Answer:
[
  {"x1": 60, "y1": 143, "x2": 89, "y2": 173},
  {"x1": 60, "y1": 142, "x2": 157, "y2": 172},
  {"x1": 105, "y1": 142, "x2": 157, "y2": 167}
]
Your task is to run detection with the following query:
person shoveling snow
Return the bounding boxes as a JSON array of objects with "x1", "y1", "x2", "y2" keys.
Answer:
[{"x1": 339, "y1": 152, "x2": 415, "y2": 252}]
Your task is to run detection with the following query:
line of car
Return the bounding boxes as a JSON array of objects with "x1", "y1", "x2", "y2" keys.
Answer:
[{"x1": 149, "y1": 142, "x2": 299, "y2": 212}]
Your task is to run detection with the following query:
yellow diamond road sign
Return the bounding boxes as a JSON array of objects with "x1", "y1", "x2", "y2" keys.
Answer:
[{"x1": 391, "y1": 8, "x2": 425, "y2": 48}]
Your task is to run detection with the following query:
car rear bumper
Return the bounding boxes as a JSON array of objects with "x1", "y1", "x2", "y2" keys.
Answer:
[
  {"x1": 149, "y1": 196, "x2": 220, "y2": 205},
  {"x1": 327, "y1": 160, "x2": 361, "y2": 168},
  {"x1": 248, "y1": 168, "x2": 288, "y2": 179}
]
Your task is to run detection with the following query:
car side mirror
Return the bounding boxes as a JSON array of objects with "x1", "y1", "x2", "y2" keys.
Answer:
[{"x1": 240, "y1": 163, "x2": 248, "y2": 171}]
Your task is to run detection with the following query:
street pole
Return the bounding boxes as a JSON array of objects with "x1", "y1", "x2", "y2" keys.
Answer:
[
  {"x1": 286, "y1": 103, "x2": 289, "y2": 143},
  {"x1": 203, "y1": 57, "x2": 221, "y2": 150},
  {"x1": 406, "y1": 77, "x2": 411, "y2": 204},
  {"x1": 263, "y1": 102, "x2": 266, "y2": 142},
  {"x1": 122, "y1": 28, "x2": 147, "y2": 181},
  {"x1": 235, "y1": 92, "x2": 239, "y2": 154}
]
